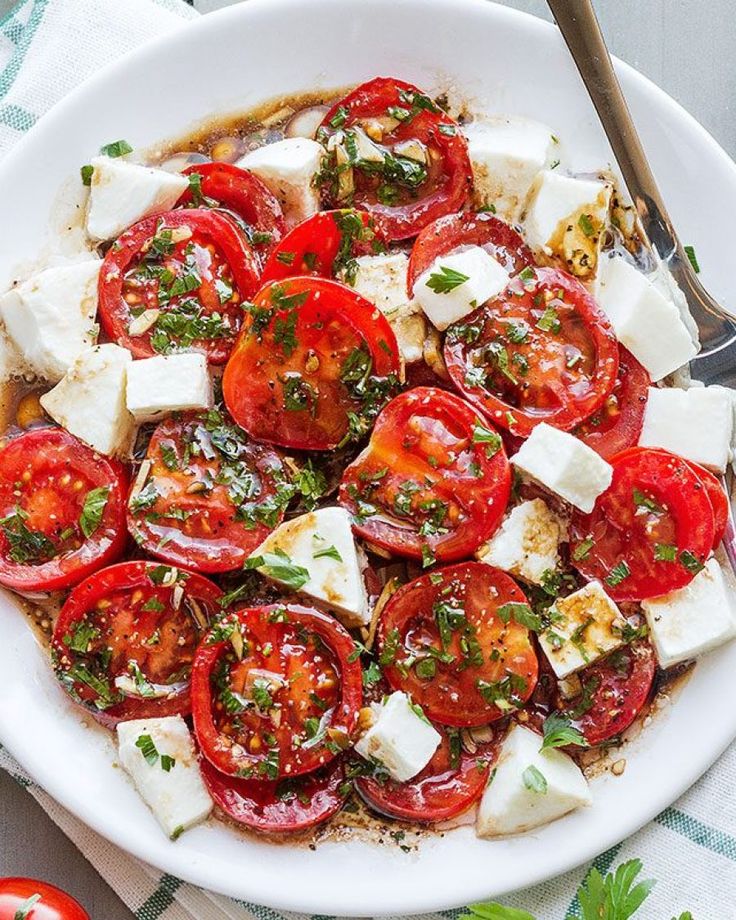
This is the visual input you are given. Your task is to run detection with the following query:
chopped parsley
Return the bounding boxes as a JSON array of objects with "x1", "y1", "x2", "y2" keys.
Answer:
[
  {"x1": 426, "y1": 265, "x2": 470, "y2": 294},
  {"x1": 79, "y1": 486, "x2": 110, "y2": 538}
]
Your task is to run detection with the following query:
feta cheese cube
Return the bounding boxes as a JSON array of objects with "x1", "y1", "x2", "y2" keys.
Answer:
[
  {"x1": 638, "y1": 385, "x2": 733, "y2": 472},
  {"x1": 391, "y1": 309, "x2": 427, "y2": 365},
  {"x1": 476, "y1": 723, "x2": 591, "y2": 837},
  {"x1": 413, "y1": 246, "x2": 510, "y2": 331},
  {"x1": 86, "y1": 156, "x2": 189, "y2": 242},
  {"x1": 464, "y1": 116, "x2": 556, "y2": 222},
  {"x1": 538, "y1": 580, "x2": 625, "y2": 678},
  {"x1": 594, "y1": 255, "x2": 697, "y2": 381},
  {"x1": 0, "y1": 328, "x2": 24, "y2": 383},
  {"x1": 126, "y1": 353, "x2": 213, "y2": 423},
  {"x1": 476, "y1": 498, "x2": 568, "y2": 585},
  {"x1": 40, "y1": 344, "x2": 135, "y2": 457},
  {"x1": 512, "y1": 424, "x2": 613, "y2": 513},
  {"x1": 354, "y1": 691, "x2": 441, "y2": 782},
  {"x1": 117, "y1": 716, "x2": 213, "y2": 839},
  {"x1": 250, "y1": 506, "x2": 369, "y2": 628},
  {"x1": 237, "y1": 138, "x2": 323, "y2": 226},
  {"x1": 348, "y1": 252, "x2": 412, "y2": 318},
  {"x1": 642, "y1": 558, "x2": 736, "y2": 668},
  {"x1": 0, "y1": 260, "x2": 100, "y2": 383},
  {"x1": 523, "y1": 170, "x2": 612, "y2": 278}
]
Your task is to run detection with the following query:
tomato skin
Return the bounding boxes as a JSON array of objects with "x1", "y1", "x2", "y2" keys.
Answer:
[
  {"x1": 0, "y1": 428, "x2": 128, "y2": 593},
  {"x1": 339, "y1": 387, "x2": 511, "y2": 562},
  {"x1": 0, "y1": 878, "x2": 89, "y2": 920},
  {"x1": 319, "y1": 77, "x2": 472, "y2": 240},
  {"x1": 686, "y1": 460, "x2": 729, "y2": 550}
]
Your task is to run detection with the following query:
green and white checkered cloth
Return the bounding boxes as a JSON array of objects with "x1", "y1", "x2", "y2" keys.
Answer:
[{"x1": 0, "y1": 1, "x2": 735, "y2": 917}]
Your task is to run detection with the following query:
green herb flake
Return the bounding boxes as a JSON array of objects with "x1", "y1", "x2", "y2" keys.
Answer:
[
  {"x1": 472, "y1": 424, "x2": 502, "y2": 458},
  {"x1": 313, "y1": 544, "x2": 342, "y2": 562},
  {"x1": 99, "y1": 139, "x2": 133, "y2": 158},
  {"x1": 540, "y1": 712, "x2": 588, "y2": 751},
  {"x1": 426, "y1": 264, "x2": 470, "y2": 294},
  {"x1": 654, "y1": 543, "x2": 677, "y2": 562},
  {"x1": 79, "y1": 486, "x2": 110, "y2": 538},
  {"x1": 684, "y1": 244, "x2": 700, "y2": 274},
  {"x1": 522, "y1": 763, "x2": 548, "y2": 794},
  {"x1": 135, "y1": 733, "x2": 159, "y2": 766},
  {"x1": 605, "y1": 560, "x2": 631, "y2": 587},
  {"x1": 679, "y1": 550, "x2": 704, "y2": 574},
  {"x1": 573, "y1": 538, "x2": 595, "y2": 561}
]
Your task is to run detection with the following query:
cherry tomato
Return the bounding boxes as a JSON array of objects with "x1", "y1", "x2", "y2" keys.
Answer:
[
  {"x1": 339, "y1": 388, "x2": 511, "y2": 562},
  {"x1": 444, "y1": 267, "x2": 619, "y2": 437},
  {"x1": 318, "y1": 77, "x2": 472, "y2": 240},
  {"x1": 222, "y1": 276, "x2": 401, "y2": 450},
  {"x1": 570, "y1": 447, "x2": 715, "y2": 602},
  {"x1": 377, "y1": 562, "x2": 538, "y2": 726},
  {"x1": 127, "y1": 408, "x2": 287, "y2": 573},
  {"x1": 98, "y1": 209, "x2": 260, "y2": 363},
  {"x1": 52, "y1": 561, "x2": 221, "y2": 727},
  {"x1": 192, "y1": 604, "x2": 362, "y2": 778},
  {"x1": 0, "y1": 878, "x2": 89, "y2": 920},
  {"x1": 0, "y1": 428, "x2": 127, "y2": 593},
  {"x1": 686, "y1": 460, "x2": 729, "y2": 550}
]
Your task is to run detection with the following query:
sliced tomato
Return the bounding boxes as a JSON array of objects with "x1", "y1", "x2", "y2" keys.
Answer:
[
  {"x1": 192, "y1": 604, "x2": 362, "y2": 778},
  {"x1": 338, "y1": 388, "x2": 511, "y2": 562},
  {"x1": 222, "y1": 276, "x2": 401, "y2": 450},
  {"x1": 98, "y1": 208, "x2": 260, "y2": 364},
  {"x1": 0, "y1": 878, "x2": 89, "y2": 920},
  {"x1": 127, "y1": 408, "x2": 287, "y2": 573},
  {"x1": 377, "y1": 562, "x2": 538, "y2": 726},
  {"x1": 444, "y1": 267, "x2": 619, "y2": 437},
  {"x1": 201, "y1": 755, "x2": 345, "y2": 833},
  {"x1": 52, "y1": 561, "x2": 222, "y2": 727},
  {"x1": 318, "y1": 77, "x2": 472, "y2": 240},
  {"x1": 0, "y1": 428, "x2": 127, "y2": 593},
  {"x1": 686, "y1": 460, "x2": 729, "y2": 550},
  {"x1": 575, "y1": 346, "x2": 650, "y2": 460},
  {"x1": 570, "y1": 447, "x2": 715, "y2": 602}
]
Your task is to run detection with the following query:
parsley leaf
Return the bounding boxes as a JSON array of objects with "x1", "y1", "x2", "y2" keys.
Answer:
[
  {"x1": 79, "y1": 486, "x2": 110, "y2": 538},
  {"x1": 246, "y1": 549, "x2": 310, "y2": 589},
  {"x1": 100, "y1": 139, "x2": 133, "y2": 158},
  {"x1": 540, "y1": 712, "x2": 588, "y2": 751},
  {"x1": 426, "y1": 265, "x2": 470, "y2": 294},
  {"x1": 574, "y1": 858, "x2": 655, "y2": 920}
]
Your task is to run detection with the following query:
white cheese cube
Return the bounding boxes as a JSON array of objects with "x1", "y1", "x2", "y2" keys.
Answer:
[
  {"x1": 86, "y1": 156, "x2": 189, "y2": 242},
  {"x1": 250, "y1": 506, "x2": 369, "y2": 628},
  {"x1": 348, "y1": 252, "x2": 412, "y2": 318},
  {"x1": 0, "y1": 260, "x2": 100, "y2": 383},
  {"x1": 638, "y1": 385, "x2": 733, "y2": 473},
  {"x1": 117, "y1": 716, "x2": 213, "y2": 839},
  {"x1": 594, "y1": 256, "x2": 697, "y2": 381},
  {"x1": 538, "y1": 580, "x2": 625, "y2": 678},
  {"x1": 413, "y1": 246, "x2": 510, "y2": 331},
  {"x1": 125, "y1": 353, "x2": 213, "y2": 424},
  {"x1": 354, "y1": 691, "x2": 441, "y2": 782},
  {"x1": 391, "y1": 309, "x2": 427, "y2": 365},
  {"x1": 642, "y1": 558, "x2": 736, "y2": 669},
  {"x1": 237, "y1": 138, "x2": 323, "y2": 226},
  {"x1": 40, "y1": 344, "x2": 135, "y2": 457},
  {"x1": 476, "y1": 723, "x2": 591, "y2": 837},
  {"x1": 512, "y1": 424, "x2": 613, "y2": 513},
  {"x1": 464, "y1": 116, "x2": 556, "y2": 221},
  {"x1": 476, "y1": 498, "x2": 567, "y2": 585},
  {"x1": 0, "y1": 328, "x2": 24, "y2": 383},
  {"x1": 523, "y1": 170, "x2": 612, "y2": 278}
]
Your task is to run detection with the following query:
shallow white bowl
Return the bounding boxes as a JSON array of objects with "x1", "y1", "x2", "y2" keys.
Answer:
[{"x1": 1, "y1": 0, "x2": 735, "y2": 913}]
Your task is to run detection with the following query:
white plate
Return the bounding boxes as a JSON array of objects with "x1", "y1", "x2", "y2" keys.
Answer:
[{"x1": 1, "y1": 0, "x2": 735, "y2": 913}]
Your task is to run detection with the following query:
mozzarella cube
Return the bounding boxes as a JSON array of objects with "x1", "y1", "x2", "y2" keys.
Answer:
[
  {"x1": 413, "y1": 246, "x2": 510, "y2": 331},
  {"x1": 117, "y1": 716, "x2": 213, "y2": 839},
  {"x1": 0, "y1": 328, "x2": 24, "y2": 383},
  {"x1": 476, "y1": 498, "x2": 567, "y2": 585},
  {"x1": 538, "y1": 581, "x2": 625, "y2": 678},
  {"x1": 250, "y1": 506, "x2": 369, "y2": 628},
  {"x1": 238, "y1": 138, "x2": 322, "y2": 226},
  {"x1": 512, "y1": 424, "x2": 612, "y2": 513},
  {"x1": 594, "y1": 256, "x2": 697, "y2": 381},
  {"x1": 348, "y1": 252, "x2": 412, "y2": 318},
  {"x1": 642, "y1": 558, "x2": 736, "y2": 669},
  {"x1": 354, "y1": 691, "x2": 441, "y2": 782},
  {"x1": 464, "y1": 116, "x2": 556, "y2": 221},
  {"x1": 126, "y1": 353, "x2": 213, "y2": 423},
  {"x1": 476, "y1": 723, "x2": 591, "y2": 837},
  {"x1": 86, "y1": 156, "x2": 189, "y2": 242},
  {"x1": 40, "y1": 344, "x2": 135, "y2": 457},
  {"x1": 523, "y1": 170, "x2": 612, "y2": 278},
  {"x1": 0, "y1": 260, "x2": 100, "y2": 383},
  {"x1": 391, "y1": 309, "x2": 427, "y2": 365},
  {"x1": 638, "y1": 385, "x2": 733, "y2": 472}
]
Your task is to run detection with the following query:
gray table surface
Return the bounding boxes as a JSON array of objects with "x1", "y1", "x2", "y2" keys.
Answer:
[{"x1": 1, "y1": 1, "x2": 735, "y2": 917}]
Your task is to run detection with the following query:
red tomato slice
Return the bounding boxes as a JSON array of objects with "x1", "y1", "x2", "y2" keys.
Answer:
[
  {"x1": 407, "y1": 211, "x2": 533, "y2": 290},
  {"x1": 444, "y1": 267, "x2": 619, "y2": 437},
  {"x1": 98, "y1": 208, "x2": 260, "y2": 364},
  {"x1": 377, "y1": 562, "x2": 538, "y2": 726},
  {"x1": 686, "y1": 460, "x2": 729, "y2": 550},
  {"x1": 192, "y1": 604, "x2": 362, "y2": 778},
  {"x1": 201, "y1": 755, "x2": 345, "y2": 833},
  {"x1": 222, "y1": 276, "x2": 401, "y2": 450},
  {"x1": 178, "y1": 162, "x2": 286, "y2": 263},
  {"x1": 52, "y1": 561, "x2": 222, "y2": 727},
  {"x1": 0, "y1": 428, "x2": 127, "y2": 593},
  {"x1": 338, "y1": 387, "x2": 511, "y2": 562},
  {"x1": 575, "y1": 346, "x2": 650, "y2": 460},
  {"x1": 127, "y1": 408, "x2": 287, "y2": 573},
  {"x1": 318, "y1": 77, "x2": 472, "y2": 240},
  {"x1": 0, "y1": 878, "x2": 89, "y2": 920},
  {"x1": 570, "y1": 447, "x2": 715, "y2": 602}
]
